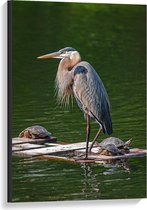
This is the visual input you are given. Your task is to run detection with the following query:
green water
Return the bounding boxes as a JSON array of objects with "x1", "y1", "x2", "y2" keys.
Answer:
[{"x1": 11, "y1": 1, "x2": 146, "y2": 201}]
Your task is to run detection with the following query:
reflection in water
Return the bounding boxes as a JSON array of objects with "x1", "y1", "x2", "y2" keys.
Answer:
[
  {"x1": 80, "y1": 159, "x2": 130, "y2": 199},
  {"x1": 81, "y1": 163, "x2": 101, "y2": 199},
  {"x1": 102, "y1": 159, "x2": 130, "y2": 175}
]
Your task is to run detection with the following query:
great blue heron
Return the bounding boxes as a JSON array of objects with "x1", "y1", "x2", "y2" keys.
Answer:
[{"x1": 37, "y1": 47, "x2": 112, "y2": 159}]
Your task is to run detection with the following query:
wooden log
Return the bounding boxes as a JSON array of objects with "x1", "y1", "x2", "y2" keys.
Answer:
[
  {"x1": 12, "y1": 142, "x2": 61, "y2": 152},
  {"x1": 12, "y1": 136, "x2": 57, "y2": 145},
  {"x1": 12, "y1": 143, "x2": 45, "y2": 152},
  {"x1": 36, "y1": 148, "x2": 147, "y2": 164},
  {"x1": 13, "y1": 142, "x2": 92, "y2": 157},
  {"x1": 11, "y1": 135, "x2": 147, "y2": 164},
  {"x1": 38, "y1": 155, "x2": 75, "y2": 162},
  {"x1": 74, "y1": 148, "x2": 147, "y2": 163}
]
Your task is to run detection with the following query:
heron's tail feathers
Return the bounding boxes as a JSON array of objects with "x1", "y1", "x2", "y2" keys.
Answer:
[{"x1": 90, "y1": 111, "x2": 113, "y2": 135}]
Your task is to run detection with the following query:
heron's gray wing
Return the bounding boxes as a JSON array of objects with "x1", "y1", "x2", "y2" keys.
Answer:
[{"x1": 72, "y1": 61, "x2": 112, "y2": 134}]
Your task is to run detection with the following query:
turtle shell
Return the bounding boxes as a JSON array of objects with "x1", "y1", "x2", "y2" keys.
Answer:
[
  {"x1": 100, "y1": 137, "x2": 126, "y2": 148},
  {"x1": 19, "y1": 125, "x2": 52, "y2": 139},
  {"x1": 100, "y1": 144, "x2": 122, "y2": 156}
]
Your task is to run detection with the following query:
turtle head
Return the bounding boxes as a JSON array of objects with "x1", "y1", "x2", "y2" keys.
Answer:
[
  {"x1": 124, "y1": 138, "x2": 132, "y2": 147},
  {"x1": 123, "y1": 138, "x2": 132, "y2": 153}
]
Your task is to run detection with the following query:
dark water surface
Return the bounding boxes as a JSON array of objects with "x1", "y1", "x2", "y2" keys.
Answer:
[{"x1": 12, "y1": 1, "x2": 146, "y2": 201}]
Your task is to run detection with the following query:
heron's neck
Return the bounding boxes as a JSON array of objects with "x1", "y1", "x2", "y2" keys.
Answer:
[
  {"x1": 55, "y1": 52, "x2": 81, "y2": 105},
  {"x1": 60, "y1": 52, "x2": 81, "y2": 70}
]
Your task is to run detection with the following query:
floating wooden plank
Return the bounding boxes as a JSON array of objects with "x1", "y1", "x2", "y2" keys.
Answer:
[
  {"x1": 11, "y1": 135, "x2": 147, "y2": 164},
  {"x1": 36, "y1": 148, "x2": 147, "y2": 164},
  {"x1": 13, "y1": 142, "x2": 92, "y2": 157},
  {"x1": 12, "y1": 142, "x2": 61, "y2": 152},
  {"x1": 44, "y1": 141, "x2": 67, "y2": 146},
  {"x1": 12, "y1": 136, "x2": 57, "y2": 145},
  {"x1": 38, "y1": 155, "x2": 75, "y2": 162},
  {"x1": 74, "y1": 148, "x2": 147, "y2": 163},
  {"x1": 12, "y1": 143, "x2": 45, "y2": 152}
]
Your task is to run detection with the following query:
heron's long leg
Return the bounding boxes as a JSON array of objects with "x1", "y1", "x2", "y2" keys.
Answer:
[
  {"x1": 89, "y1": 126, "x2": 103, "y2": 152},
  {"x1": 85, "y1": 114, "x2": 91, "y2": 159}
]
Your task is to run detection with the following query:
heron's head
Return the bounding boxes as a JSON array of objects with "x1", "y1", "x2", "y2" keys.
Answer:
[{"x1": 37, "y1": 47, "x2": 79, "y2": 60}]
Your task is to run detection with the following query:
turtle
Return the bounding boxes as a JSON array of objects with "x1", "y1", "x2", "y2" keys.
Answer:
[
  {"x1": 99, "y1": 137, "x2": 132, "y2": 154},
  {"x1": 19, "y1": 125, "x2": 52, "y2": 139},
  {"x1": 98, "y1": 143, "x2": 123, "y2": 156}
]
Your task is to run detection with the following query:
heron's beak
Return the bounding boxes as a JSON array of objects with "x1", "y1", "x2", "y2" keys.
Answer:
[{"x1": 37, "y1": 51, "x2": 62, "y2": 59}]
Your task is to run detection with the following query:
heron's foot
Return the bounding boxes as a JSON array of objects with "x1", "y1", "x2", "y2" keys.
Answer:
[
  {"x1": 74, "y1": 153, "x2": 95, "y2": 162},
  {"x1": 75, "y1": 153, "x2": 88, "y2": 159}
]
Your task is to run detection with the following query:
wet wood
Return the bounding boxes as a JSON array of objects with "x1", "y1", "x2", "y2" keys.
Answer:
[
  {"x1": 13, "y1": 142, "x2": 92, "y2": 157},
  {"x1": 12, "y1": 136, "x2": 147, "y2": 163},
  {"x1": 12, "y1": 143, "x2": 45, "y2": 152},
  {"x1": 35, "y1": 148, "x2": 147, "y2": 164},
  {"x1": 12, "y1": 142, "x2": 62, "y2": 152},
  {"x1": 38, "y1": 155, "x2": 75, "y2": 162},
  {"x1": 74, "y1": 148, "x2": 147, "y2": 163},
  {"x1": 12, "y1": 136, "x2": 57, "y2": 145}
]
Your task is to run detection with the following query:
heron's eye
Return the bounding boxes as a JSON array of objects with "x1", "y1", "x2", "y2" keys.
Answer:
[{"x1": 61, "y1": 51, "x2": 67, "y2": 54}]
